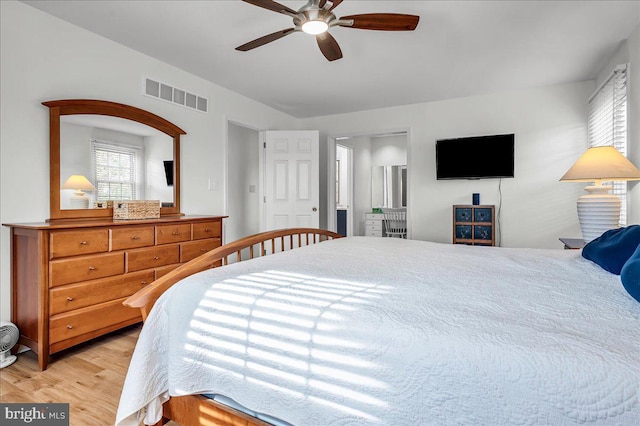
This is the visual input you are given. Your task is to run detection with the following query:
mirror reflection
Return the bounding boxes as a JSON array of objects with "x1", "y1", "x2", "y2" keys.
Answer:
[
  {"x1": 60, "y1": 115, "x2": 174, "y2": 210},
  {"x1": 372, "y1": 165, "x2": 407, "y2": 208}
]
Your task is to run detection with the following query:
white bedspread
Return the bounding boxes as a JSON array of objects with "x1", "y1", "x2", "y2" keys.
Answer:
[{"x1": 116, "y1": 237, "x2": 640, "y2": 425}]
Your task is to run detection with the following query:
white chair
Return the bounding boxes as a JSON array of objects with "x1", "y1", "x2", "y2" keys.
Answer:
[{"x1": 383, "y1": 209, "x2": 407, "y2": 238}]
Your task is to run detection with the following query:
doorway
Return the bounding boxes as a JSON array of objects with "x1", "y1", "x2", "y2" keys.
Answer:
[
  {"x1": 336, "y1": 144, "x2": 353, "y2": 236},
  {"x1": 226, "y1": 122, "x2": 260, "y2": 244},
  {"x1": 327, "y1": 130, "x2": 409, "y2": 237}
]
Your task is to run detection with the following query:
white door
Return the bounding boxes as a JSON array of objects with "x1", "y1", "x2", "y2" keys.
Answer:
[{"x1": 261, "y1": 130, "x2": 320, "y2": 231}]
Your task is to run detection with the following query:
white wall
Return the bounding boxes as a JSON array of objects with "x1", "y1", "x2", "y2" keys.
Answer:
[
  {"x1": 305, "y1": 81, "x2": 593, "y2": 248},
  {"x1": 371, "y1": 135, "x2": 407, "y2": 166},
  {"x1": 0, "y1": 1, "x2": 298, "y2": 321}
]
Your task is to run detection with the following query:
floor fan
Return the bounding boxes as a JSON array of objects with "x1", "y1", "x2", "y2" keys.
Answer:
[{"x1": 0, "y1": 321, "x2": 19, "y2": 368}]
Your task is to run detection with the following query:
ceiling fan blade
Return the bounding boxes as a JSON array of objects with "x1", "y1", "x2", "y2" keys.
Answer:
[
  {"x1": 241, "y1": 0, "x2": 297, "y2": 15},
  {"x1": 236, "y1": 28, "x2": 297, "y2": 51},
  {"x1": 339, "y1": 13, "x2": 420, "y2": 31},
  {"x1": 316, "y1": 32, "x2": 343, "y2": 62},
  {"x1": 328, "y1": 0, "x2": 343, "y2": 11}
]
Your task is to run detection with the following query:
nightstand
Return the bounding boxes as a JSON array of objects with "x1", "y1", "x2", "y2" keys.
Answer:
[{"x1": 559, "y1": 238, "x2": 586, "y2": 250}]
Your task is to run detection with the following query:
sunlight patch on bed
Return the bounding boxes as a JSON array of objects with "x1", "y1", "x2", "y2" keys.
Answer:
[
  {"x1": 249, "y1": 335, "x2": 310, "y2": 357},
  {"x1": 198, "y1": 299, "x2": 251, "y2": 316},
  {"x1": 307, "y1": 395, "x2": 381, "y2": 422},
  {"x1": 311, "y1": 349, "x2": 376, "y2": 368},
  {"x1": 247, "y1": 361, "x2": 306, "y2": 385},
  {"x1": 249, "y1": 321, "x2": 311, "y2": 342},
  {"x1": 255, "y1": 299, "x2": 321, "y2": 317},
  {"x1": 184, "y1": 343, "x2": 245, "y2": 367},
  {"x1": 177, "y1": 267, "x2": 393, "y2": 421},
  {"x1": 309, "y1": 379, "x2": 387, "y2": 406},
  {"x1": 247, "y1": 347, "x2": 309, "y2": 371},
  {"x1": 246, "y1": 377, "x2": 305, "y2": 400},
  {"x1": 251, "y1": 309, "x2": 315, "y2": 328},
  {"x1": 310, "y1": 364, "x2": 386, "y2": 389}
]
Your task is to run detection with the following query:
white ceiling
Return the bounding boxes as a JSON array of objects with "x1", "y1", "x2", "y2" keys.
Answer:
[{"x1": 22, "y1": 0, "x2": 640, "y2": 118}]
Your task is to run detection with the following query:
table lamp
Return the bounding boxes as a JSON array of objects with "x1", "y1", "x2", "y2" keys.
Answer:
[
  {"x1": 62, "y1": 175, "x2": 96, "y2": 209},
  {"x1": 560, "y1": 146, "x2": 640, "y2": 242}
]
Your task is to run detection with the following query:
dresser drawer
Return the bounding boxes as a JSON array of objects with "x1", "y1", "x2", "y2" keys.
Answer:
[
  {"x1": 50, "y1": 252, "x2": 125, "y2": 287},
  {"x1": 365, "y1": 222, "x2": 383, "y2": 231},
  {"x1": 49, "y1": 298, "x2": 141, "y2": 345},
  {"x1": 473, "y1": 208, "x2": 493, "y2": 223},
  {"x1": 50, "y1": 229, "x2": 109, "y2": 259},
  {"x1": 474, "y1": 225, "x2": 493, "y2": 241},
  {"x1": 365, "y1": 229, "x2": 383, "y2": 237},
  {"x1": 111, "y1": 226, "x2": 155, "y2": 250},
  {"x1": 181, "y1": 239, "x2": 221, "y2": 262},
  {"x1": 454, "y1": 207, "x2": 472, "y2": 222},
  {"x1": 156, "y1": 223, "x2": 191, "y2": 244},
  {"x1": 127, "y1": 244, "x2": 180, "y2": 272},
  {"x1": 193, "y1": 221, "x2": 222, "y2": 240},
  {"x1": 49, "y1": 271, "x2": 154, "y2": 315},
  {"x1": 155, "y1": 263, "x2": 181, "y2": 280}
]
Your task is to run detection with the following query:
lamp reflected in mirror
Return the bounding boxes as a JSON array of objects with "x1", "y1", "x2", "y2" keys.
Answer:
[{"x1": 62, "y1": 174, "x2": 96, "y2": 209}]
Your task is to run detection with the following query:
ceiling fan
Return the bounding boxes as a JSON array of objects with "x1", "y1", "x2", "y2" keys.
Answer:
[{"x1": 236, "y1": 0, "x2": 420, "y2": 61}]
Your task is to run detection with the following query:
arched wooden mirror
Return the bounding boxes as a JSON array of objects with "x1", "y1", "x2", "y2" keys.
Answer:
[{"x1": 45, "y1": 99, "x2": 185, "y2": 221}]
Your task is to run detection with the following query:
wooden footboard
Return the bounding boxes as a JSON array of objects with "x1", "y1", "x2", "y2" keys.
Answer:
[{"x1": 124, "y1": 227, "x2": 343, "y2": 320}]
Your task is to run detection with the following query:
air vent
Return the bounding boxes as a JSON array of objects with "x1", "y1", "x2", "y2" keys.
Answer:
[{"x1": 143, "y1": 77, "x2": 208, "y2": 113}]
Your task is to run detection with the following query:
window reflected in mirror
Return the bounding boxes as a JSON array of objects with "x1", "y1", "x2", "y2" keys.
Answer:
[{"x1": 60, "y1": 115, "x2": 174, "y2": 210}]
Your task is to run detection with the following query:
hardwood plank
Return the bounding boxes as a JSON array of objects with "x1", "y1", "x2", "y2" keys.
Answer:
[{"x1": 0, "y1": 324, "x2": 163, "y2": 426}]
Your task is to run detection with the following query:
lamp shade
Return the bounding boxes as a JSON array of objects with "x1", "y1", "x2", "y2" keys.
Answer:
[
  {"x1": 560, "y1": 146, "x2": 640, "y2": 182},
  {"x1": 62, "y1": 175, "x2": 96, "y2": 191}
]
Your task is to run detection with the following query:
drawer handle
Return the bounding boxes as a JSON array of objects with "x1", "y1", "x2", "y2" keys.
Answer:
[
  {"x1": 141, "y1": 280, "x2": 147, "y2": 285},
  {"x1": 80, "y1": 241, "x2": 88, "y2": 245},
  {"x1": 153, "y1": 256, "x2": 160, "y2": 260},
  {"x1": 131, "y1": 236, "x2": 140, "y2": 240},
  {"x1": 88, "y1": 266, "x2": 96, "y2": 271},
  {"x1": 66, "y1": 325, "x2": 73, "y2": 329},
  {"x1": 66, "y1": 297, "x2": 74, "y2": 301},
  {"x1": 200, "y1": 248, "x2": 207, "y2": 252},
  {"x1": 204, "y1": 228, "x2": 210, "y2": 232},
  {"x1": 172, "y1": 231, "x2": 179, "y2": 236}
]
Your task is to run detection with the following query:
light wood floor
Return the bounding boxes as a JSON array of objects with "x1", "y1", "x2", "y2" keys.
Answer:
[{"x1": 0, "y1": 324, "x2": 172, "y2": 426}]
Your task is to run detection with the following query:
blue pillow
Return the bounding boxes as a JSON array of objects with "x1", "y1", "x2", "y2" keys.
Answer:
[
  {"x1": 621, "y1": 243, "x2": 640, "y2": 303},
  {"x1": 582, "y1": 225, "x2": 640, "y2": 275}
]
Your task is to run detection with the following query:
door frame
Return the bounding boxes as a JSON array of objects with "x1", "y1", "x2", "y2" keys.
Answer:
[
  {"x1": 336, "y1": 143, "x2": 354, "y2": 236},
  {"x1": 326, "y1": 127, "x2": 412, "y2": 238}
]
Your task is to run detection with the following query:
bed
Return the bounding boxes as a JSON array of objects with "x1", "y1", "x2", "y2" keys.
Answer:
[{"x1": 116, "y1": 228, "x2": 640, "y2": 426}]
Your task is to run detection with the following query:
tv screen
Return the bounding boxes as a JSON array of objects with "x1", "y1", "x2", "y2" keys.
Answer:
[
  {"x1": 436, "y1": 134, "x2": 514, "y2": 180},
  {"x1": 163, "y1": 160, "x2": 174, "y2": 186}
]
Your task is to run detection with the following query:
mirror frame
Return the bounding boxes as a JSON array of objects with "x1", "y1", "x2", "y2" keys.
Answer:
[{"x1": 45, "y1": 99, "x2": 185, "y2": 221}]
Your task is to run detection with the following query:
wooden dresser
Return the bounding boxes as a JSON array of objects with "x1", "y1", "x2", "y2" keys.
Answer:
[{"x1": 3, "y1": 215, "x2": 225, "y2": 370}]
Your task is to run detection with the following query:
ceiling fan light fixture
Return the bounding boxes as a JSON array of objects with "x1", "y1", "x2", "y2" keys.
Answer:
[{"x1": 302, "y1": 20, "x2": 329, "y2": 35}]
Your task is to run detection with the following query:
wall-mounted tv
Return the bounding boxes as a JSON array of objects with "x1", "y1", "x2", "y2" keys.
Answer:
[
  {"x1": 163, "y1": 160, "x2": 174, "y2": 186},
  {"x1": 436, "y1": 134, "x2": 514, "y2": 180}
]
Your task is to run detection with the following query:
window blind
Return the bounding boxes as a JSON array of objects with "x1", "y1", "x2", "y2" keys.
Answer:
[
  {"x1": 588, "y1": 64, "x2": 628, "y2": 225},
  {"x1": 91, "y1": 140, "x2": 142, "y2": 202}
]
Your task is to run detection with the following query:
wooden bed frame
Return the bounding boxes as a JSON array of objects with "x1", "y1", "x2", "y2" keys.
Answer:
[{"x1": 124, "y1": 228, "x2": 343, "y2": 426}]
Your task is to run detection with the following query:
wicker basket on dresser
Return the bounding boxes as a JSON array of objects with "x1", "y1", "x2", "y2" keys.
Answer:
[{"x1": 3, "y1": 215, "x2": 225, "y2": 370}]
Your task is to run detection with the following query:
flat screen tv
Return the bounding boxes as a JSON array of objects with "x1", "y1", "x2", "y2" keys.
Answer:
[
  {"x1": 163, "y1": 160, "x2": 174, "y2": 186},
  {"x1": 436, "y1": 134, "x2": 514, "y2": 180}
]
